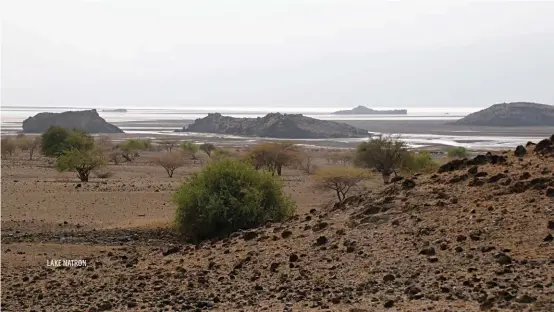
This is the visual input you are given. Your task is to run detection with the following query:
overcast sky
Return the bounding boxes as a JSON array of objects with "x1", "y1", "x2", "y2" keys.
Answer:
[{"x1": 2, "y1": 0, "x2": 554, "y2": 110}]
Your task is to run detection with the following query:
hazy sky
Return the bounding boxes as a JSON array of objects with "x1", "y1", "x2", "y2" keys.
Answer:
[{"x1": 2, "y1": 0, "x2": 554, "y2": 110}]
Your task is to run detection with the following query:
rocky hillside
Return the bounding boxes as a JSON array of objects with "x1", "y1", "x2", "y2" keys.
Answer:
[
  {"x1": 452, "y1": 102, "x2": 554, "y2": 126},
  {"x1": 2, "y1": 136, "x2": 553, "y2": 311},
  {"x1": 22, "y1": 109, "x2": 123, "y2": 133},
  {"x1": 182, "y1": 113, "x2": 369, "y2": 138},
  {"x1": 334, "y1": 106, "x2": 407, "y2": 115}
]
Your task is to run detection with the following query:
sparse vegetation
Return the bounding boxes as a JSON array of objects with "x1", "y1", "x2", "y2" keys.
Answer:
[
  {"x1": 1, "y1": 138, "x2": 17, "y2": 159},
  {"x1": 291, "y1": 149, "x2": 317, "y2": 174},
  {"x1": 180, "y1": 141, "x2": 199, "y2": 155},
  {"x1": 56, "y1": 148, "x2": 106, "y2": 182},
  {"x1": 154, "y1": 151, "x2": 187, "y2": 177},
  {"x1": 327, "y1": 151, "x2": 353, "y2": 165},
  {"x1": 402, "y1": 151, "x2": 439, "y2": 174},
  {"x1": 174, "y1": 159, "x2": 295, "y2": 241},
  {"x1": 16, "y1": 135, "x2": 42, "y2": 160},
  {"x1": 118, "y1": 139, "x2": 151, "y2": 161},
  {"x1": 354, "y1": 135, "x2": 408, "y2": 183},
  {"x1": 41, "y1": 126, "x2": 94, "y2": 156},
  {"x1": 447, "y1": 146, "x2": 468, "y2": 158},
  {"x1": 247, "y1": 142, "x2": 297, "y2": 176},
  {"x1": 95, "y1": 136, "x2": 114, "y2": 154},
  {"x1": 159, "y1": 139, "x2": 179, "y2": 152},
  {"x1": 199, "y1": 143, "x2": 216, "y2": 158},
  {"x1": 108, "y1": 150, "x2": 123, "y2": 165},
  {"x1": 314, "y1": 166, "x2": 369, "y2": 204}
]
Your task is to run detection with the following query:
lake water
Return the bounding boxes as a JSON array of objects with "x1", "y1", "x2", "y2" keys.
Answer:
[{"x1": 1, "y1": 106, "x2": 549, "y2": 149}]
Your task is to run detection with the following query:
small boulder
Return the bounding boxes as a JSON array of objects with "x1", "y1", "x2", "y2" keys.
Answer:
[
  {"x1": 315, "y1": 236, "x2": 328, "y2": 246},
  {"x1": 514, "y1": 145, "x2": 527, "y2": 157},
  {"x1": 402, "y1": 179, "x2": 416, "y2": 189},
  {"x1": 494, "y1": 252, "x2": 512, "y2": 265}
]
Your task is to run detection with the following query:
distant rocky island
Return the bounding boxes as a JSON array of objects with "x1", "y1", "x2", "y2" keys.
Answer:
[
  {"x1": 22, "y1": 109, "x2": 124, "y2": 133},
  {"x1": 101, "y1": 109, "x2": 127, "y2": 113},
  {"x1": 181, "y1": 113, "x2": 368, "y2": 139},
  {"x1": 333, "y1": 105, "x2": 407, "y2": 115},
  {"x1": 452, "y1": 102, "x2": 554, "y2": 126}
]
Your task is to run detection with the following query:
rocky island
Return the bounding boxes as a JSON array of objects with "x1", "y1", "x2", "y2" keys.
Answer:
[
  {"x1": 333, "y1": 105, "x2": 407, "y2": 115},
  {"x1": 22, "y1": 109, "x2": 124, "y2": 133},
  {"x1": 452, "y1": 102, "x2": 554, "y2": 126},
  {"x1": 181, "y1": 112, "x2": 368, "y2": 138}
]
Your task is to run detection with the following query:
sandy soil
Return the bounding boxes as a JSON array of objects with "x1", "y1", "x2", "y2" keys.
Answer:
[{"x1": 1, "y1": 140, "x2": 554, "y2": 311}]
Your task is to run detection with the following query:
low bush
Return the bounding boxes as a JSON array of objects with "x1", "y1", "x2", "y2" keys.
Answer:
[
  {"x1": 174, "y1": 159, "x2": 295, "y2": 241},
  {"x1": 402, "y1": 151, "x2": 439, "y2": 173},
  {"x1": 447, "y1": 146, "x2": 468, "y2": 158}
]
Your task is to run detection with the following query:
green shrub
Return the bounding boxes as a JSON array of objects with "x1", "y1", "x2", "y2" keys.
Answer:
[
  {"x1": 41, "y1": 126, "x2": 94, "y2": 156},
  {"x1": 447, "y1": 146, "x2": 468, "y2": 158},
  {"x1": 173, "y1": 159, "x2": 295, "y2": 241},
  {"x1": 180, "y1": 141, "x2": 199, "y2": 154},
  {"x1": 118, "y1": 139, "x2": 151, "y2": 161},
  {"x1": 402, "y1": 151, "x2": 439, "y2": 173}
]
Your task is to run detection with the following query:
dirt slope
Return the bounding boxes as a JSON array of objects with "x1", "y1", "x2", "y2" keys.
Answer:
[{"x1": 1, "y1": 142, "x2": 554, "y2": 311}]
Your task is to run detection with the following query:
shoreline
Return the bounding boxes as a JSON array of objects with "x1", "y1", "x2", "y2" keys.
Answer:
[{"x1": 2, "y1": 119, "x2": 552, "y2": 150}]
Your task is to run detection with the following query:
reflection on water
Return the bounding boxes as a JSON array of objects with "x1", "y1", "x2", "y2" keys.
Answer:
[{"x1": 0, "y1": 106, "x2": 545, "y2": 149}]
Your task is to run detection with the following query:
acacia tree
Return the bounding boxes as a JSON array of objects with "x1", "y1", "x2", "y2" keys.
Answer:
[
  {"x1": 1, "y1": 138, "x2": 16, "y2": 159},
  {"x1": 56, "y1": 148, "x2": 106, "y2": 182},
  {"x1": 17, "y1": 135, "x2": 42, "y2": 160},
  {"x1": 354, "y1": 135, "x2": 407, "y2": 184},
  {"x1": 248, "y1": 142, "x2": 297, "y2": 176},
  {"x1": 314, "y1": 166, "x2": 369, "y2": 204},
  {"x1": 154, "y1": 151, "x2": 187, "y2": 178},
  {"x1": 199, "y1": 143, "x2": 216, "y2": 158}
]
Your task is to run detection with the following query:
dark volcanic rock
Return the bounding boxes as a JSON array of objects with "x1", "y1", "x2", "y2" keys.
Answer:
[
  {"x1": 514, "y1": 145, "x2": 527, "y2": 157},
  {"x1": 535, "y1": 138, "x2": 554, "y2": 155},
  {"x1": 181, "y1": 113, "x2": 368, "y2": 139},
  {"x1": 22, "y1": 109, "x2": 123, "y2": 133},
  {"x1": 451, "y1": 102, "x2": 554, "y2": 126}
]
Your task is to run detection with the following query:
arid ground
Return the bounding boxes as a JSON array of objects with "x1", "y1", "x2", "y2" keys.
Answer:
[{"x1": 1, "y1": 136, "x2": 553, "y2": 311}]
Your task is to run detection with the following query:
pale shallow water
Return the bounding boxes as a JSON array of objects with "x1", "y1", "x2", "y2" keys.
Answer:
[{"x1": 0, "y1": 106, "x2": 547, "y2": 149}]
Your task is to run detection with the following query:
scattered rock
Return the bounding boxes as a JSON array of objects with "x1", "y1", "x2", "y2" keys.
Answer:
[
  {"x1": 514, "y1": 145, "x2": 527, "y2": 157},
  {"x1": 494, "y1": 252, "x2": 512, "y2": 265},
  {"x1": 162, "y1": 246, "x2": 180, "y2": 256},
  {"x1": 315, "y1": 236, "x2": 328, "y2": 246},
  {"x1": 242, "y1": 231, "x2": 258, "y2": 241},
  {"x1": 401, "y1": 179, "x2": 416, "y2": 189}
]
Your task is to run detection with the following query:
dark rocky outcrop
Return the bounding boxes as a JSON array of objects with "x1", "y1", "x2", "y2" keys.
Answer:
[
  {"x1": 534, "y1": 136, "x2": 554, "y2": 156},
  {"x1": 22, "y1": 109, "x2": 123, "y2": 133},
  {"x1": 333, "y1": 105, "x2": 407, "y2": 115},
  {"x1": 451, "y1": 102, "x2": 554, "y2": 126},
  {"x1": 438, "y1": 154, "x2": 507, "y2": 173},
  {"x1": 181, "y1": 113, "x2": 368, "y2": 139}
]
